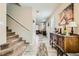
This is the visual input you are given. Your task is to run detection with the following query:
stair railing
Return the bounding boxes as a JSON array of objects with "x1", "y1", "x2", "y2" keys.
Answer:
[{"x1": 7, "y1": 14, "x2": 30, "y2": 32}]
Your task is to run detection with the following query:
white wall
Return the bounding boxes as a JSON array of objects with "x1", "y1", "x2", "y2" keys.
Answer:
[
  {"x1": 46, "y1": 19, "x2": 51, "y2": 40},
  {"x1": 52, "y1": 3, "x2": 70, "y2": 27},
  {"x1": 46, "y1": 3, "x2": 70, "y2": 40},
  {"x1": 0, "y1": 3, "x2": 6, "y2": 45},
  {"x1": 47, "y1": 3, "x2": 70, "y2": 31},
  {"x1": 7, "y1": 4, "x2": 33, "y2": 43},
  {"x1": 74, "y1": 3, "x2": 79, "y2": 34},
  {"x1": 50, "y1": 16, "x2": 57, "y2": 33}
]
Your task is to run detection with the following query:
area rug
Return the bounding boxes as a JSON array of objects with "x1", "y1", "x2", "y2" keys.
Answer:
[{"x1": 36, "y1": 43, "x2": 48, "y2": 56}]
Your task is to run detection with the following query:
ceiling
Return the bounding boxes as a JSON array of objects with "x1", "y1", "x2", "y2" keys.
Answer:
[{"x1": 19, "y1": 3, "x2": 61, "y2": 24}]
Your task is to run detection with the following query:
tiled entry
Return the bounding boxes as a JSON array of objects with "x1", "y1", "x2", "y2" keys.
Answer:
[{"x1": 22, "y1": 34, "x2": 57, "y2": 56}]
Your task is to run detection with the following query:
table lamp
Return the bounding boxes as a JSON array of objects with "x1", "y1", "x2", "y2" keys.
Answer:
[{"x1": 68, "y1": 21, "x2": 77, "y2": 35}]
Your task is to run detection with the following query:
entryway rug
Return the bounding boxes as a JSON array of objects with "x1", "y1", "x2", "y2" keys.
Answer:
[{"x1": 37, "y1": 43, "x2": 48, "y2": 56}]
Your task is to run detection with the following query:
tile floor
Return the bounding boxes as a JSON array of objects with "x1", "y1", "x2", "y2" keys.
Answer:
[
  {"x1": 22, "y1": 34, "x2": 57, "y2": 56},
  {"x1": 22, "y1": 34, "x2": 79, "y2": 56}
]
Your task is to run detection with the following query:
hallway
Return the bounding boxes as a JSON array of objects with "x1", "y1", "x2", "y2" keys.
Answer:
[
  {"x1": 0, "y1": 3, "x2": 79, "y2": 56},
  {"x1": 22, "y1": 34, "x2": 57, "y2": 56}
]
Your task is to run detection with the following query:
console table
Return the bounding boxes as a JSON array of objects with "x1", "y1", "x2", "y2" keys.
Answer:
[{"x1": 50, "y1": 33, "x2": 79, "y2": 55}]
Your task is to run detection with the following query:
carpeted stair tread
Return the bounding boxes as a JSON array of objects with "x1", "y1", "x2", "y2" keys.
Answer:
[
  {"x1": 0, "y1": 27, "x2": 28, "y2": 56},
  {"x1": 0, "y1": 47, "x2": 13, "y2": 56},
  {"x1": 7, "y1": 37, "x2": 22, "y2": 47},
  {"x1": 7, "y1": 35, "x2": 19, "y2": 39},
  {"x1": 11, "y1": 43, "x2": 26, "y2": 56},
  {"x1": 7, "y1": 37, "x2": 22, "y2": 42},
  {"x1": 0, "y1": 41, "x2": 26, "y2": 56}
]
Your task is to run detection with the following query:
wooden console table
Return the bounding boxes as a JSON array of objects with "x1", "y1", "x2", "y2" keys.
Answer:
[{"x1": 50, "y1": 33, "x2": 79, "y2": 55}]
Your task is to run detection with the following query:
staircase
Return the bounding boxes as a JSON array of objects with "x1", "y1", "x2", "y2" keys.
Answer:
[{"x1": 0, "y1": 27, "x2": 29, "y2": 56}]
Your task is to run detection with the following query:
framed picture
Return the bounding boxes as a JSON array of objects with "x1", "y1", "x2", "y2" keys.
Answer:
[{"x1": 59, "y1": 3, "x2": 74, "y2": 26}]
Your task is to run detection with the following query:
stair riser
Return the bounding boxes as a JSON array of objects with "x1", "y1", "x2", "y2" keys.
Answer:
[
  {"x1": 23, "y1": 40, "x2": 29, "y2": 44},
  {"x1": 0, "y1": 43, "x2": 9, "y2": 50},
  {"x1": 7, "y1": 29, "x2": 12, "y2": 32},
  {"x1": 7, "y1": 32, "x2": 15, "y2": 36}
]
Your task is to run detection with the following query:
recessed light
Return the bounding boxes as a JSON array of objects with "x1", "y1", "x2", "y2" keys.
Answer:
[{"x1": 36, "y1": 10, "x2": 39, "y2": 13}]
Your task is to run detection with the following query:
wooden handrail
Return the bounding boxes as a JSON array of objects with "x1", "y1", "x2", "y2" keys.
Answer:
[{"x1": 7, "y1": 14, "x2": 30, "y2": 32}]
